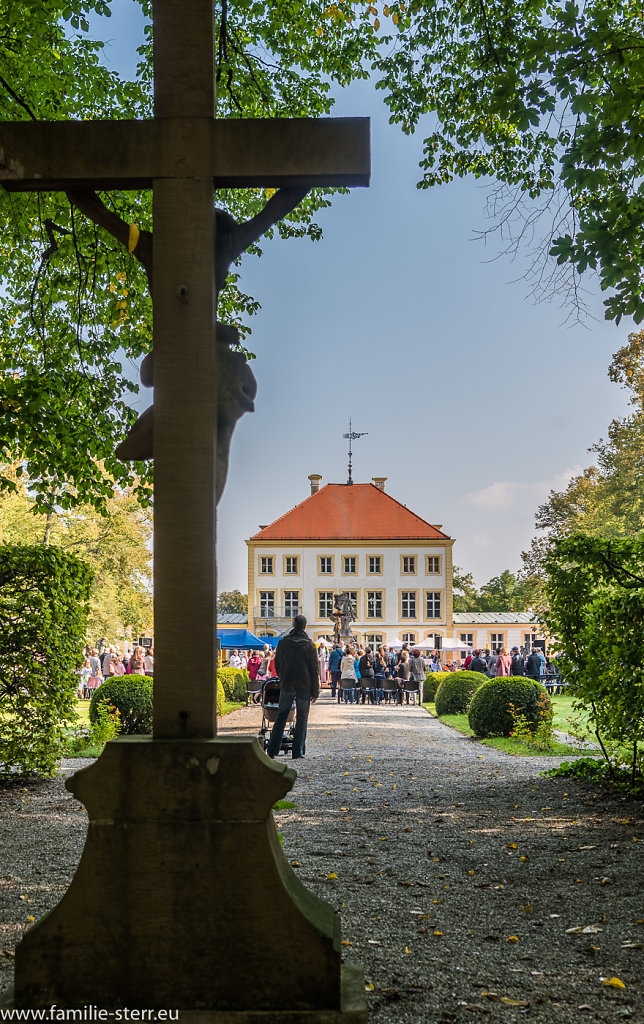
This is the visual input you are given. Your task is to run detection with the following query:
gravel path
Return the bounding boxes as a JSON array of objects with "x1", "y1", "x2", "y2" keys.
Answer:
[{"x1": 1, "y1": 694, "x2": 642, "y2": 1023}]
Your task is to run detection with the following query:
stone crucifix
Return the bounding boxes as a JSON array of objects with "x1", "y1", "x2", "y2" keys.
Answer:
[
  {"x1": 0, "y1": 0, "x2": 369, "y2": 741},
  {"x1": 0, "y1": 1, "x2": 370, "y2": 1018}
]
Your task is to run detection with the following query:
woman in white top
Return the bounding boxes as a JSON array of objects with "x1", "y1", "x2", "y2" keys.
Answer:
[{"x1": 340, "y1": 646, "x2": 358, "y2": 705}]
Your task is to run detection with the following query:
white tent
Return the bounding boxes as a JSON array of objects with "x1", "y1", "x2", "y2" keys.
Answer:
[{"x1": 417, "y1": 637, "x2": 473, "y2": 651}]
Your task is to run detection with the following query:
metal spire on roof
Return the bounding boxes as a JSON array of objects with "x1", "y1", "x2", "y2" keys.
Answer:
[{"x1": 342, "y1": 418, "x2": 368, "y2": 485}]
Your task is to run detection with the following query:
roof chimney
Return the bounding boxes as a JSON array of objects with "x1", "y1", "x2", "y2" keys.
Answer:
[
  {"x1": 308, "y1": 473, "x2": 322, "y2": 495},
  {"x1": 372, "y1": 477, "x2": 387, "y2": 492}
]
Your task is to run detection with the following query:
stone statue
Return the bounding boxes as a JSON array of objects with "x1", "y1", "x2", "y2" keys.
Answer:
[
  {"x1": 66, "y1": 186, "x2": 308, "y2": 501},
  {"x1": 330, "y1": 592, "x2": 354, "y2": 644}
]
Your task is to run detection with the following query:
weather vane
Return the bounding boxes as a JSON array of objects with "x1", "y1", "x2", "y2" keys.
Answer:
[{"x1": 343, "y1": 418, "x2": 368, "y2": 485}]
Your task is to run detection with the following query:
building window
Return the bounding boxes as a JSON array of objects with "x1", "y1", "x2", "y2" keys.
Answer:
[
  {"x1": 401, "y1": 591, "x2": 416, "y2": 618},
  {"x1": 366, "y1": 591, "x2": 383, "y2": 619},
  {"x1": 368, "y1": 555, "x2": 382, "y2": 574},
  {"x1": 524, "y1": 632, "x2": 539, "y2": 650},
  {"x1": 459, "y1": 632, "x2": 474, "y2": 657},
  {"x1": 343, "y1": 556, "x2": 357, "y2": 575},
  {"x1": 490, "y1": 632, "x2": 505, "y2": 653},
  {"x1": 284, "y1": 556, "x2": 299, "y2": 575},
  {"x1": 425, "y1": 633, "x2": 442, "y2": 650},
  {"x1": 402, "y1": 555, "x2": 416, "y2": 574},
  {"x1": 284, "y1": 591, "x2": 300, "y2": 617},
  {"x1": 318, "y1": 591, "x2": 334, "y2": 619},
  {"x1": 319, "y1": 556, "x2": 333, "y2": 575},
  {"x1": 346, "y1": 591, "x2": 358, "y2": 618},
  {"x1": 365, "y1": 634, "x2": 384, "y2": 649},
  {"x1": 425, "y1": 591, "x2": 441, "y2": 619},
  {"x1": 401, "y1": 632, "x2": 417, "y2": 644},
  {"x1": 426, "y1": 555, "x2": 440, "y2": 574},
  {"x1": 259, "y1": 556, "x2": 274, "y2": 574},
  {"x1": 259, "y1": 591, "x2": 275, "y2": 616}
]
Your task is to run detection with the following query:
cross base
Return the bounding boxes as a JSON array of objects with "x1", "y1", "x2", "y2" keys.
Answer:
[{"x1": 11, "y1": 737, "x2": 365, "y2": 1019}]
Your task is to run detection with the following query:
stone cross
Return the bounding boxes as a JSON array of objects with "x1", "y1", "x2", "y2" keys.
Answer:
[{"x1": 0, "y1": 0, "x2": 369, "y2": 743}]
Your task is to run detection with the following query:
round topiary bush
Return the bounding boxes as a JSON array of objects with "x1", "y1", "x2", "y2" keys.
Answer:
[
  {"x1": 89, "y1": 674, "x2": 153, "y2": 734},
  {"x1": 467, "y1": 676, "x2": 549, "y2": 737},
  {"x1": 423, "y1": 671, "x2": 449, "y2": 703},
  {"x1": 217, "y1": 666, "x2": 250, "y2": 701},
  {"x1": 435, "y1": 670, "x2": 488, "y2": 716}
]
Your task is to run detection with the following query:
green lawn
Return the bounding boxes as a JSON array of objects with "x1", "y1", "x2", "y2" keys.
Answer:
[
  {"x1": 422, "y1": 698, "x2": 595, "y2": 757},
  {"x1": 549, "y1": 694, "x2": 594, "y2": 739}
]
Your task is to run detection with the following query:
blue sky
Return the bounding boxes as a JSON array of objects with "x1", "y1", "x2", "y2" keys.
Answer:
[{"x1": 97, "y1": 1, "x2": 630, "y2": 591}]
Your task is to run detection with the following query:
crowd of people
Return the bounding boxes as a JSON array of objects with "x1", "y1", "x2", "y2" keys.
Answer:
[
  {"x1": 327, "y1": 643, "x2": 426, "y2": 704},
  {"x1": 78, "y1": 644, "x2": 154, "y2": 700}
]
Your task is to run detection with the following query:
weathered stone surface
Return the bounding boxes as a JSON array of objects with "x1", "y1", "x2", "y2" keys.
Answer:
[
  {"x1": 14, "y1": 738, "x2": 359, "y2": 1015},
  {"x1": 0, "y1": 118, "x2": 370, "y2": 192}
]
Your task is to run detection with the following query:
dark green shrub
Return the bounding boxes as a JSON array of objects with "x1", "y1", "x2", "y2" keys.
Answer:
[
  {"x1": 435, "y1": 671, "x2": 488, "y2": 716},
  {"x1": 217, "y1": 666, "x2": 249, "y2": 701},
  {"x1": 423, "y1": 671, "x2": 449, "y2": 703},
  {"x1": 468, "y1": 677, "x2": 549, "y2": 737},
  {"x1": 217, "y1": 679, "x2": 225, "y2": 716},
  {"x1": 0, "y1": 544, "x2": 92, "y2": 777},
  {"x1": 90, "y1": 674, "x2": 153, "y2": 734}
]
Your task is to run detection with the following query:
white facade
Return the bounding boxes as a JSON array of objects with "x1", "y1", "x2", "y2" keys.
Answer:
[
  {"x1": 453, "y1": 613, "x2": 546, "y2": 654},
  {"x1": 247, "y1": 539, "x2": 454, "y2": 646}
]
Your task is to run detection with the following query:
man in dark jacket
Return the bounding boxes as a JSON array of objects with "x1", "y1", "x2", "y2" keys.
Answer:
[
  {"x1": 510, "y1": 647, "x2": 526, "y2": 676},
  {"x1": 266, "y1": 615, "x2": 319, "y2": 760},
  {"x1": 470, "y1": 650, "x2": 487, "y2": 675},
  {"x1": 525, "y1": 648, "x2": 543, "y2": 680},
  {"x1": 328, "y1": 643, "x2": 343, "y2": 699}
]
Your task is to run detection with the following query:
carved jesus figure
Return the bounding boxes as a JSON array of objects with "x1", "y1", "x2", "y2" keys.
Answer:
[{"x1": 66, "y1": 186, "x2": 308, "y2": 501}]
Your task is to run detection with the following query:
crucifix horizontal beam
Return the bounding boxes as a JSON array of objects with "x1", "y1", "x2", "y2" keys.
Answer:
[{"x1": 0, "y1": 118, "x2": 370, "y2": 192}]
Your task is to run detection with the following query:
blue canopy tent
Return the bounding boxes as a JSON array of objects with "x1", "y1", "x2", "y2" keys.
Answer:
[
  {"x1": 217, "y1": 628, "x2": 266, "y2": 650},
  {"x1": 256, "y1": 634, "x2": 282, "y2": 649}
]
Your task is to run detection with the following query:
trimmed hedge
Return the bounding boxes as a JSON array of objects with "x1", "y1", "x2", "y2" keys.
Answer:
[
  {"x1": 217, "y1": 666, "x2": 249, "y2": 702},
  {"x1": 90, "y1": 675, "x2": 153, "y2": 734},
  {"x1": 0, "y1": 544, "x2": 92, "y2": 777},
  {"x1": 423, "y1": 671, "x2": 450, "y2": 703},
  {"x1": 435, "y1": 671, "x2": 488, "y2": 716},
  {"x1": 468, "y1": 677, "x2": 550, "y2": 737},
  {"x1": 216, "y1": 678, "x2": 225, "y2": 716}
]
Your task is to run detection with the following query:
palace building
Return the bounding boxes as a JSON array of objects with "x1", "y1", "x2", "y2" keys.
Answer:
[{"x1": 241, "y1": 473, "x2": 544, "y2": 652}]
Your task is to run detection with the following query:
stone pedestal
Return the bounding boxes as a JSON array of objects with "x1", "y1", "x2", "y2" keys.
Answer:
[{"x1": 13, "y1": 737, "x2": 366, "y2": 1021}]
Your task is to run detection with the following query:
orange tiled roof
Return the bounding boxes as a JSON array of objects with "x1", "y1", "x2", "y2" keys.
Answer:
[{"x1": 250, "y1": 483, "x2": 450, "y2": 541}]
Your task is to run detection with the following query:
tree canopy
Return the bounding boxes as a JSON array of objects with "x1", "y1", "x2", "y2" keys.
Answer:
[
  {"x1": 521, "y1": 329, "x2": 644, "y2": 602},
  {"x1": 216, "y1": 589, "x2": 248, "y2": 615},
  {"x1": 1, "y1": 0, "x2": 642, "y2": 515}
]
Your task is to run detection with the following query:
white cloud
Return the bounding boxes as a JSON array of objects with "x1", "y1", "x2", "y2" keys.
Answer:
[
  {"x1": 447, "y1": 465, "x2": 585, "y2": 583},
  {"x1": 463, "y1": 466, "x2": 584, "y2": 511}
]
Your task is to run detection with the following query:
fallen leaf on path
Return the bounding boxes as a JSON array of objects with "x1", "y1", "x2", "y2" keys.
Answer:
[
  {"x1": 365, "y1": 982, "x2": 375, "y2": 991},
  {"x1": 578, "y1": 845, "x2": 597, "y2": 850},
  {"x1": 507, "y1": 843, "x2": 518, "y2": 850},
  {"x1": 602, "y1": 977, "x2": 626, "y2": 989},
  {"x1": 404, "y1": 946, "x2": 411, "y2": 954},
  {"x1": 506, "y1": 936, "x2": 519, "y2": 943},
  {"x1": 566, "y1": 924, "x2": 603, "y2": 934},
  {"x1": 341, "y1": 940, "x2": 352, "y2": 946},
  {"x1": 499, "y1": 997, "x2": 530, "y2": 1006},
  {"x1": 326, "y1": 873, "x2": 338, "y2": 880},
  {"x1": 0, "y1": 950, "x2": 14, "y2": 959},
  {"x1": 290, "y1": 861, "x2": 301, "y2": 867},
  {"x1": 433, "y1": 930, "x2": 443, "y2": 936}
]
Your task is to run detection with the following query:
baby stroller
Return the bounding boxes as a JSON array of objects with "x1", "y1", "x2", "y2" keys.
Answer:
[{"x1": 258, "y1": 677, "x2": 295, "y2": 754}]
